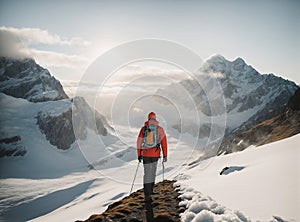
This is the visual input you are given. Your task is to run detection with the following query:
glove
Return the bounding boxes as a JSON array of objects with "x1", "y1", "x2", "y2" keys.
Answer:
[
  {"x1": 163, "y1": 156, "x2": 167, "y2": 162},
  {"x1": 138, "y1": 156, "x2": 142, "y2": 162}
]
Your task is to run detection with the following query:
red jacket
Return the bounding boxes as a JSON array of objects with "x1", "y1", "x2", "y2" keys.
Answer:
[{"x1": 137, "y1": 119, "x2": 167, "y2": 158}]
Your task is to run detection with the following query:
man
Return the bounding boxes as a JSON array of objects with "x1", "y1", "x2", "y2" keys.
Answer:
[{"x1": 137, "y1": 112, "x2": 168, "y2": 201}]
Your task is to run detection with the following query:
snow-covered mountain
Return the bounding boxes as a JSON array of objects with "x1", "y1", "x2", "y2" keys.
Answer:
[
  {"x1": 160, "y1": 55, "x2": 299, "y2": 136},
  {"x1": 0, "y1": 57, "x2": 117, "y2": 178},
  {"x1": 200, "y1": 55, "x2": 298, "y2": 121},
  {"x1": 0, "y1": 57, "x2": 68, "y2": 102}
]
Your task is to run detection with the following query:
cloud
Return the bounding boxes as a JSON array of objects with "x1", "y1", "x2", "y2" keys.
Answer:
[
  {"x1": 0, "y1": 26, "x2": 89, "y2": 69},
  {"x1": 0, "y1": 26, "x2": 90, "y2": 46},
  {"x1": 110, "y1": 64, "x2": 192, "y2": 83},
  {"x1": 29, "y1": 49, "x2": 89, "y2": 68}
]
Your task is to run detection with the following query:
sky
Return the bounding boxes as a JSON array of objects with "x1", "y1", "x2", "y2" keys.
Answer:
[{"x1": 0, "y1": 0, "x2": 299, "y2": 84}]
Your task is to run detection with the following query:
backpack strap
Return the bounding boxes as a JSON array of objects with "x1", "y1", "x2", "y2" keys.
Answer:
[{"x1": 155, "y1": 126, "x2": 161, "y2": 151}]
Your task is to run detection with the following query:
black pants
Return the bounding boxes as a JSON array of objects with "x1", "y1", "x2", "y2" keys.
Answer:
[{"x1": 143, "y1": 156, "x2": 158, "y2": 196}]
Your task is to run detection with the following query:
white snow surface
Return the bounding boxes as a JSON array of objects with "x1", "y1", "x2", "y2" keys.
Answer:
[
  {"x1": 176, "y1": 135, "x2": 300, "y2": 222},
  {"x1": 0, "y1": 92, "x2": 299, "y2": 222}
]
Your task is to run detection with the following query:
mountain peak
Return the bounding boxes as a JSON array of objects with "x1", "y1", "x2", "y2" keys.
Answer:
[
  {"x1": 233, "y1": 57, "x2": 245, "y2": 65},
  {"x1": 205, "y1": 54, "x2": 227, "y2": 64},
  {"x1": 0, "y1": 56, "x2": 68, "y2": 102},
  {"x1": 203, "y1": 55, "x2": 247, "y2": 69}
]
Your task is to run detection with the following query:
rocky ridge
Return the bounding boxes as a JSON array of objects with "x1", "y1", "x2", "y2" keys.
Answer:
[
  {"x1": 79, "y1": 180, "x2": 255, "y2": 222},
  {"x1": 79, "y1": 180, "x2": 181, "y2": 222}
]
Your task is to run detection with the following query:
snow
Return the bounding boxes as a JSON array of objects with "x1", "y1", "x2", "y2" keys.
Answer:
[
  {"x1": 1, "y1": 119, "x2": 298, "y2": 222},
  {"x1": 0, "y1": 93, "x2": 85, "y2": 176},
  {"x1": 0, "y1": 88, "x2": 299, "y2": 221},
  {"x1": 176, "y1": 134, "x2": 300, "y2": 222},
  {"x1": 177, "y1": 186, "x2": 251, "y2": 222}
]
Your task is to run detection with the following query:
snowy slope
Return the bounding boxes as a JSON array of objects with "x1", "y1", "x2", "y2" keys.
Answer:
[
  {"x1": 176, "y1": 134, "x2": 300, "y2": 221},
  {"x1": 0, "y1": 93, "x2": 87, "y2": 178},
  {"x1": 0, "y1": 93, "x2": 117, "y2": 178},
  {"x1": 1, "y1": 129, "x2": 298, "y2": 221}
]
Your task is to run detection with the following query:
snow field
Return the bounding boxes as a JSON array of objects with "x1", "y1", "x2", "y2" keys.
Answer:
[
  {"x1": 175, "y1": 134, "x2": 300, "y2": 222},
  {"x1": 1, "y1": 92, "x2": 299, "y2": 222}
]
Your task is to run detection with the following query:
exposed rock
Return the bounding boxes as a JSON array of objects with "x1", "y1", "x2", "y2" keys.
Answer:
[
  {"x1": 287, "y1": 88, "x2": 300, "y2": 110},
  {"x1": 0, "y1": 133, "x2": 26, "y2": 157},
  {"x1": 37, "y1": 109, "x2": 75, "y2": 150},
  {"x1": 0, "y1": 57, "x2": 68, "y2": 102},
  {"x1": 71, "y1": 96, "x2": 112, "y2": 138},
  {"x1": 0, "y1": 135, "x2": 21, "y2": 144},
  {"x1": 36, "y1": 96, "x2": 112, "y2": 150}
]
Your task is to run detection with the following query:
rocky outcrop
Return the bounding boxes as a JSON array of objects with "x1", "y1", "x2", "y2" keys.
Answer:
[
  {"x1": 79, "y1": 180, "x2": 181, "y2": 222},
  {"x1": 36, "y1": 97, "x2": 112, "y2": 150},
  {"x1": 287, "y1": 88, "x2": 300, "y2": 110},
  {"x1": 71, "y1": 96, "x2": 112, "y2": 138},
  {"x1": 37, "y1": 109, "x2": 75, "y2": 150},
  {"x1": 0, "y1": 57, "x2": 68, "y2": 102},
  {"x1": 0, "y1": 133, "x2": 26, "y2": 157}
]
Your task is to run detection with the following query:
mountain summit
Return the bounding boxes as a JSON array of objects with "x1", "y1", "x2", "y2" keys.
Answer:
[
  {"x1": 0, "y1": 57, "x2": 68, "y2": 102},
  {"x1": 200, "y1": 54, "x2": 298, "y2": 117}
]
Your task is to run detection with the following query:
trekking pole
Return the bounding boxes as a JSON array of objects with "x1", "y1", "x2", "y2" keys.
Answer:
[
  {"x1": 130, "y1": 162, "x2": 140, "y2": 195},
  {"x1": 162, "y1": 161, "x2": 165, "y2": 182}
]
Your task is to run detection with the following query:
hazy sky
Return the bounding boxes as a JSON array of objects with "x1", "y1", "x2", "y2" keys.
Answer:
[{"x1": 0, "y1": 0, "x2": 299, "y2": 84}]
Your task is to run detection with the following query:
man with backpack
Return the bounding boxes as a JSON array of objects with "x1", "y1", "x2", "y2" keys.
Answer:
[{"x1": 137, "y1": 112, "x2": 168, "y2": 201}]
